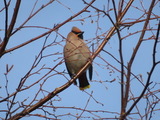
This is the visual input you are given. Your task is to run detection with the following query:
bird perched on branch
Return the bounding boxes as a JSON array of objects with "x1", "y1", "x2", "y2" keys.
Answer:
[{"x1": 64, "y1": 26, "x2": 93, "y2": 90}]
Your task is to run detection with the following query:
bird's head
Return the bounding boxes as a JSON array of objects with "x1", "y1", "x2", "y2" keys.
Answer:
[{"x1": 71, "y1": 27, "x2": 84, "y2": 39}]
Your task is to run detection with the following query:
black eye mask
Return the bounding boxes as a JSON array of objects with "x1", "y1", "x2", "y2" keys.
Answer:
[{"x1": 72, "y1": 31, "x2": 84, "y2": 39}]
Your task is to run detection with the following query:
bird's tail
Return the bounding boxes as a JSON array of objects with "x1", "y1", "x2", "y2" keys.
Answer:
[{"x1": 78, "y1": 72, "x2": 90, "y2": 90}]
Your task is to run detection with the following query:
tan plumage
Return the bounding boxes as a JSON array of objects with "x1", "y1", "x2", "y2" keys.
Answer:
[{"x1": 64, "y1": 27, "x2": 92, "y2": 90}]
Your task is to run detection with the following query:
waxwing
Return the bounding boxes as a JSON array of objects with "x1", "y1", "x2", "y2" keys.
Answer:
[{"x1": 64, "y1": 26, "x2": 93, "y2": 90}]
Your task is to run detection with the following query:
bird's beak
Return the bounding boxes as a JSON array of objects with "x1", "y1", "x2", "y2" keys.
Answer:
[{"x1": 77, "y1": 31, "x2": 84, "y2": 36}]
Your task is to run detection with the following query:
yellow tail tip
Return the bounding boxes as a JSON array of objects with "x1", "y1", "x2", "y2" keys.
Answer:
[{"x1": 79, "y1": 85, "x2": 90, "y2": 90}]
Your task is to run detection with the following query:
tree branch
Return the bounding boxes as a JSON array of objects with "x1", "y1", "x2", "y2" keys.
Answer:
[{"x1": 0, "y1": 0, "x2": 21, "y2": 57}]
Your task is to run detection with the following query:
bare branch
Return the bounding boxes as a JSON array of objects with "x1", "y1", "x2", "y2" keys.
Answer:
[{"x1": 0, "y1": 0, "x2": 21, "y2": 57}]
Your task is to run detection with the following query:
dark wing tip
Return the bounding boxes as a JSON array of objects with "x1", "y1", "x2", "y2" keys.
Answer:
[{"x1": 89, "y1": 65, "x2": 93, "y2": 80}]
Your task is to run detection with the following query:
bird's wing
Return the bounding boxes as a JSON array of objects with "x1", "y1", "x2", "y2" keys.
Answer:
[
  {"x1": 65, "y1": 62, "x2": 77, "y2": 85},
  {"x1": 89, "y1": 64, "x2": 93, "y2": 80}
]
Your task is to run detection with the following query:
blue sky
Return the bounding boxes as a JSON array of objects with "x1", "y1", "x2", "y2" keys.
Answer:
[{"x1": 0, "y1": 0, "x2": 160, "y2": 119}]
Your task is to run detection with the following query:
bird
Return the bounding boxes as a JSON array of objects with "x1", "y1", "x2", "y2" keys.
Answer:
[{"x1": 64, "y1": 26, "x2": 93, "y2": 90}]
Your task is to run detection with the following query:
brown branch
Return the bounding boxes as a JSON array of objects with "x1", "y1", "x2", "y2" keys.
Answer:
[
  {"x1": 152, "y1": 20, "x2": 160, "y2": 64},
  {"x1": 3, "y1": 0, "x2": 8, "y2": 46},
  {"x1": 118, "y1": 0, "x2": 124, "y2": 17},
  {"x1": 78, "y1": 91, "x2": 93, "y2": 119},
  {"x1": 0, "y1": 0, "x2": 21, "y2": 58},
  {"x1": 11, "y1": 0, "x2": 56, "y2": 36},
  {"x1": 120, "y1": 16, "x2": 160, "y2": 26},
  {"x1": 0, "y1": 0, "x2": 11, "y2": 12}
]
